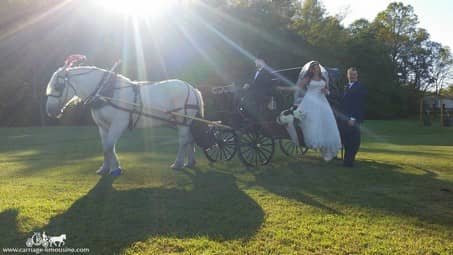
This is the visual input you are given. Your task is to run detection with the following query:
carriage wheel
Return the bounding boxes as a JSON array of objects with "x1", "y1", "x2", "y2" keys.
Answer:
[
  {"x1": 42, "y1": 240, "x2": 49, "y2": 248},
  {"x1": 26, "y1": 238, "x2": 33, "y2": 248},
  {"x1": 279, "y1": 139, "x2": 308, "y2": 157},
  {"x1": 203, "y1": 129, "x2": 237, "y2": 162},
  {"x1": 237, "y1": 130, "x2": 275, "y2": 167}
]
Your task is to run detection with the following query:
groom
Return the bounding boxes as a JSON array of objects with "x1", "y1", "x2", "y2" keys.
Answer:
[{"x1": 339, "y1": 67, "x2": 367, "y2": 167}]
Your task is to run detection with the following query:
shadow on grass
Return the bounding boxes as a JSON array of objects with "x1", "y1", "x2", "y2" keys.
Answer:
[
  {"x1": 0, "y1": 209, "x2": 23, "y2": 248},
  {"x1": 255, "y1": 159, "x2": 453, "y2": 227},
  {"x1": 0, "y1": 169, "x2": 264, "y2": 253},
  {"x1": 1, "y1": 127, "x2": 182, "y2": 177}
]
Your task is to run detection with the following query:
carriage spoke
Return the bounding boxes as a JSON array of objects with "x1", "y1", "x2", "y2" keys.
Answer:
[
  {"x1": 279, "y1": 139, "x2": 306, "y2": 157},
  {"x1": 248, "y1": 133, "x2": 257, "y2": 142},
  {"x1": 242, "y1": 146, "x2": 253, "y2": 157},
  {"x1": 225, "y1": 140, "x2": 236, "y2": 145},
  {"x1": 257, "y1": 149, "x2": 267, "y2": 164},
  {"x1": 289, "y1": 145, "x2": 296, "y2": 154},
  {"x1": 243, "y1": 149, "x2": 252, "y2": 164},
  {"x1": 226, "y1": 146, "x2": 235, "y2": 158},
  {"x1": 243, "y1": 146, "x2": 255, "y2": 162},
  {"x1": 217, "y1": 146, "x2": 224, "y2": 158},
  {"x1": 261, "y1": 150, "x2": 271, "y2": 164},
  {"x1": 256, "y1": 150, "x2": 262, "y2": 163},
  {"x1": 221, "y1": 145, "x2": 228, "y2": 160},
  {"x1": 259, "y1": 146, "x2": 272, "y2": 155},
  {"x1": 214, "y1": 147, "x2": 221, "y2": 160},
  {"x1": 223, "y1": 146, "x2": 232, "y2": 156},
  {"x1": 204, "y1": 129, "x2": 237, "y2": 162},
  {"x1": 254, "y1": 149, "x2": 258, "y2": 166},
  {"x1": 285, "y1": 142, "x2": 295, "y2": 154},
  {"x1": 237, "y1": 130, "x2": 273, "y2": 167},
  {"x1": 224, "y1": 133, "x2": 235, "y2": 141},
  {"x1": 209, "y1": 149, "x2": 217, "y2": 160},
  {"x1": 243, "y1": 135, "x2": 254, "y2": 144},
  {"x1": 224, "y1": 145, "x2": 232, "y2": 154}
]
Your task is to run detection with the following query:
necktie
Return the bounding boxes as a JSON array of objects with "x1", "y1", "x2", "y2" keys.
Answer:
[{"x1": 254, "y1": 70, "x2": 260, "y2": 80}]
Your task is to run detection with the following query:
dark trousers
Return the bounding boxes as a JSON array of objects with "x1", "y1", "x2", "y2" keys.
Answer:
[
  {"x1": 240, "y1": 95, "x2": 271, "y2": 122},
  {"x1": 339, "y1": 121, "x2": 361, "y2": 166}
]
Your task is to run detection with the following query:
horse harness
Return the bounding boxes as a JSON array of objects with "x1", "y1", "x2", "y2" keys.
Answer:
[
  {"x1": 49, "y1": 68, "x2": 201, "y2": 129},
  {"x1": 87, "y1": 74, "x2": 201, "y2": 130}
]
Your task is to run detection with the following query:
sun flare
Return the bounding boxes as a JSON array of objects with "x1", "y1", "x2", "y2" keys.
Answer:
[{"x1": 95, "y1": 0, "x2": 179, "y2": 18}]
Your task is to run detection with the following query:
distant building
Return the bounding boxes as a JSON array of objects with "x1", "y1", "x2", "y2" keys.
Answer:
[{"x1": 423, "y1": 96, "x2": 453, "y2": 111}]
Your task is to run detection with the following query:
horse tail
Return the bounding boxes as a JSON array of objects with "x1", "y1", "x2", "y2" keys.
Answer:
[{"x1": 194, "y1": 88, "x2": 205, "y2": 118}]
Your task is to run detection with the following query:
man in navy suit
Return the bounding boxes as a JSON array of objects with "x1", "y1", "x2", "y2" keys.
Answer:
[{"x1": 339, "y1": 67, "x2": 367, "y2": 167}]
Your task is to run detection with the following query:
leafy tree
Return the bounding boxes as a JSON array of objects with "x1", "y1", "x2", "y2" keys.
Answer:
[
  {"x1": 345, "y1": 17, "x2": 404, "y2": 118},
  {"x1": 348, "y1": 19, "x2": 370, "y2": 35},
  {"x1": 439, "y1": 85, "x2": 453, "y2": 97},
  {"x1": 431, "y1": 47, "x2": 453, "y2": 96},
  {"x1": 373, "y1": 2, "x2": 418, "y2": 81},
  {"x1": 372, "y1": 2, "x2": 452, "y2": 115}
]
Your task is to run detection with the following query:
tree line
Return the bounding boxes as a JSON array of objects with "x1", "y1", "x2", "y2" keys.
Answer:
[{"x1": 0, "y1": 0, "x2": 451, "y2": 126}]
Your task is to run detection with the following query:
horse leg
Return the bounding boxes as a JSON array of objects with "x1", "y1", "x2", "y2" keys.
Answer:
[
  {"x1": 171, "y1": 126, "x2": 190, "y2": 170},
  {"x1": 96, "y1": 126, "x2": 110, "y2": 175},
  {"x1": 185, "y1": 132, "x2": 196, "y2": 168},
  {"x1": 104, "y1": 120, "x2": 128, "y2": 176}
]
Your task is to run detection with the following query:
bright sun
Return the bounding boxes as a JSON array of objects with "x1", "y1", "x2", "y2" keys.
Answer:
[{"x1": 95, "y1": 0, "x2": 179, "y2": 18}]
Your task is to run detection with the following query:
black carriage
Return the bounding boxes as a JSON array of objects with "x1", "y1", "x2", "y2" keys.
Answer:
[{"x1": 193, "y1": 66, "x2": 341, "y2": 167}]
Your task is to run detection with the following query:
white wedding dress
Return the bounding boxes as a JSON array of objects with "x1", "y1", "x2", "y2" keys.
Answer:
[{"x1": 295, "y1": 79, "x2": 342, "y2": 161}]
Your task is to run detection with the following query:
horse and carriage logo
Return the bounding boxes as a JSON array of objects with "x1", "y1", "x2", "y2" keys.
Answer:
[{"x1": 25, "y1": 232, "x2": 66, "y2": 248}]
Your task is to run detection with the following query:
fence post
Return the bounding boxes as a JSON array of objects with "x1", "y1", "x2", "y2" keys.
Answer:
[
  {"x1": 419, "y1": 98, "x2": 423, "y2": 126},
  {"x1": 440, "y1": 103, "x2": 444, "y2": 127}
]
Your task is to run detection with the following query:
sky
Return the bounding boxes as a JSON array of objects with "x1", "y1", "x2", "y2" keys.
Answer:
[{"x1": 322, "y1": 0, "x2": 453, "y2": 50}]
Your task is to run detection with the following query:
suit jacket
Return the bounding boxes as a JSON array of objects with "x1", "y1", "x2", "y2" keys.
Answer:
[
  {"x1": 341, "y1": 81, "x2": 367, "y2": 123},
  {"x1": 249, "y1": 67, "x2": 274, "y2": 98}
]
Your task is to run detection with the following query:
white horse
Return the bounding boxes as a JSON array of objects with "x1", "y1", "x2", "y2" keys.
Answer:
[
  {"x1": 45, "y1": 64, "x2": 204, "y2": 176},
  {"x1": 49, "y1": 234, "x2": 66, "y2": 247}
]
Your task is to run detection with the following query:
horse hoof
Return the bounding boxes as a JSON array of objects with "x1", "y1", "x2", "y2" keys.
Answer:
[
  {"x1": 171, "y1": 163, "x2": 183, "y2": 170},
  {"x1": 184, "y1": 162, "x2": 196, "y2": 169},
  {"x1": 110, "y1": 168, "x2": 122, "y2": 177},
  {"x1": 96, "y1": 167, "x2": 109, "y2": 175}
]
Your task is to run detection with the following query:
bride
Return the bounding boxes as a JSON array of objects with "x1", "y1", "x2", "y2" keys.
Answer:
[{"x1": 294, "y1": 61, "x2": 342, "y2": 161}]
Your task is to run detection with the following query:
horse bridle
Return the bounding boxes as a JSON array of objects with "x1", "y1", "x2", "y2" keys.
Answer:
[
  {"x1": 46, "y1": 69, "x2": 97, "y2": 116},
  {"x1": 46, "y1": 71, "x2": 79, "y2": 113}
]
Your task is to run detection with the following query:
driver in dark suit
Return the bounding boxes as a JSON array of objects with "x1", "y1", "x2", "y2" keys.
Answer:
[
  {"x1": 241, "y1": 55, "x2": 275, "y2": 120},
  {"x1": 249, "y1": 57, "x2": 274, "y2": 98}
]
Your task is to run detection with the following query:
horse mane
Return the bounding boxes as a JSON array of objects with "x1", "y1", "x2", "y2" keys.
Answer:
[
  {"x1": 66, "y1": 66, "x2": 161, "y2": 86},
  {"x1": 67, "y1": 66, "x2": 134, "y2": 83}
]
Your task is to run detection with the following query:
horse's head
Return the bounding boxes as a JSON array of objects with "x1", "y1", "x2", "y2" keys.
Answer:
[
  {"x1": 45, "y1": 56, "x2": 102, "y2": 118},
  {"x1": 46, "y1": 55, "x2": 90, "y2": 118},
  {"x1": 45, "y1": 66, "x2": 79, "y2": 118}
]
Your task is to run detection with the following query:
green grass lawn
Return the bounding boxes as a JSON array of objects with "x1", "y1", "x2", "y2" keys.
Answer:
[{"x1": 0, "y1": 120, "x2": 452, "y2": 254}]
